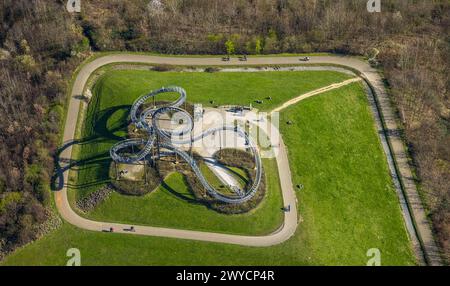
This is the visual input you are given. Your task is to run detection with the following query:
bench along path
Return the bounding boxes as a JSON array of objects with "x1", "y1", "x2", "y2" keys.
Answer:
[{"x1": 55, "y1": 54, "x2": 441, "y2": 265}]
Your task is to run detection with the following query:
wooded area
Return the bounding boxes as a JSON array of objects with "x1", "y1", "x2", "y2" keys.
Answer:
[{"x1": 0, "y1": 0, "x2": 448, "y2": 262}]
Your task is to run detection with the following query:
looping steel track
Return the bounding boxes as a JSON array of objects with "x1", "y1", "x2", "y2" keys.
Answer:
[{"x1": 110, "y1": 85, "x2": 262, "y2": 204}]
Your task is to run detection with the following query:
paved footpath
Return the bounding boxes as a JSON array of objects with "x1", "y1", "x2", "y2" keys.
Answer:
[{"x1": 55, "y1": 54, "x2": 441, "y2": 265}]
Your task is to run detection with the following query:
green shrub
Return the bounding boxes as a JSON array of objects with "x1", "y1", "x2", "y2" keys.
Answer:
[
  {"x1": 204, "y1": 67, "x2": 220, "y2": 73},
  {"x1": 0, "y1": 192, "x2": 22, "y2": 214},
  {"x1": 109, "y1": 161, "x2": 160, "y2": 196},
  {"x1": 151, "y1": 64, "x2": 174, "y2": 72}
]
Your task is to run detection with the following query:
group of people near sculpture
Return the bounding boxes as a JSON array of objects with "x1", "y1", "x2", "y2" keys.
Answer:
[{"x1": 110, "y1": 86, "x2": 262, "y2": 204}]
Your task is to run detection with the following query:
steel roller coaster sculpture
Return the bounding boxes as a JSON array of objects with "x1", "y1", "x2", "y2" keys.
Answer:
[{"x1": 110, "y1": 86, "x2": 262, "y2": 204}]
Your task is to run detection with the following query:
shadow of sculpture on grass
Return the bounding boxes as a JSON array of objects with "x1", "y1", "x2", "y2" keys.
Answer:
[{"x1": 51, "y1": 105, "x2": 132, "y2": 192}]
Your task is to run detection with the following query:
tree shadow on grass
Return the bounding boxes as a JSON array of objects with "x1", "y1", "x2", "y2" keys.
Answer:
[
  {"x1": 159, "y1": 174, "x2": 229, "y2": 212},
  {"x1": 52, "y1": 149, "x2": 112, "y2": 191},
  {"x1": 51, "y1": 105, "x2": 131, "y2": 191},
  {"x1": 222, "y1": 166, "x2": 249, "y2": 186},
  {"x1": 92, "y1": 105, "x2": 131, "y2": 141},
  {"x1": 160, "y1": 177, "x2": 202, "y2": 206}
]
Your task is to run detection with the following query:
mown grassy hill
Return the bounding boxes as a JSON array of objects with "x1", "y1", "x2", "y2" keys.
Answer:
[{"x1": 2, "y1": 70, "x2": 414, "y2": 265}]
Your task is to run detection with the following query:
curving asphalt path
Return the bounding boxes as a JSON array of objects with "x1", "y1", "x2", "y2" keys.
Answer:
[{"x1": 55, "y1": 54, "x2": 441, "y2": 264}]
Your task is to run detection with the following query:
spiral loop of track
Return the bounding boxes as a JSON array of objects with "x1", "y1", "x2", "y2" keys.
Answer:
[{"x1": 110, "y1": 86, "x2": 262, "y2": 204}]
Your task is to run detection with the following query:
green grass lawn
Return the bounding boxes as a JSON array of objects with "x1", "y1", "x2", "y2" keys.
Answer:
[
  {"x1": 279, "y1": 82, "x2": 414, "y2": 265},
  {"x1": 91, "y1": 69, "x2": 352, "y2": 112},
  {"x1": 1, "y1": 222, "x2": 307, "y2": 266},
  {"x1": 1, "y1": 70, "x2": 415, "y2": 266},
  {"x1": 85, "y1": 159, "x2": 283, "y2": 235},
  {"x1": 228, "y1": 167, "x2": 249, "y2": 189},
  {"x1": 67, "y1": 69, "x2": 349, "y2": 235},
  {"x1": 70, "y1": 69, "x2": 351, "y2": 202},
  {"x1": 198, "y1": 163, "x2": 249, "y2": 194},
  {"x1": 199, "y1": 163, "x2": 236, "y2": 196}
]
